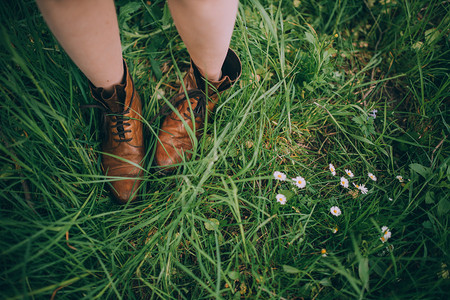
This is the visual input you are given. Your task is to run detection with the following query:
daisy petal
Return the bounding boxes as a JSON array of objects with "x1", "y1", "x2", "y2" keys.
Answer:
[
  {"x1": 292, "y1": 176, "x2": 306, "y2": 188},
  {"x1": 330, "y1": 206, "x2": 342, "y2": 216},
  {"x1": 340, "y1": 177, "x2": 349, "y2": 188},
  {"x1": 276, "y1": 194, "x2": 287, "y2": 205},
  {"x1": 273, "y1": 171, "x2": 286, "y2": 181}
]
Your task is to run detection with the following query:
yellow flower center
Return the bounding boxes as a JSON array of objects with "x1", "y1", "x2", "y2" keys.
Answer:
[
  {"x1": 334, "y1": 210, "x2": 337, "y2": 214},
  {"x1": 381, "y1": 237, "x2": 385, "y2": 242},
  {"x1": 341, "y1": 181, "x2": 345, "y2": 185},
  {"x1": 278, "y1": 174, "x2": 282, "y2": 178},
  {"x1": 298, "y1": 180, "x2": 302, "y2": 184},
  {"x1": 385, "y1": 231, "x2": 389, "y2": 235},
  {"x1": 321, "y1": 249, "x2": 326, "y2": 254}
]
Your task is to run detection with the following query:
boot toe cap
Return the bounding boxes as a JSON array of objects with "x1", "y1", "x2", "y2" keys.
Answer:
[
  {"x1": 110, "y1": 178, "x2": 141, "y2": 203},
  {"x1": 155, "y1": 144, "x2": 188, "y2": 173}
]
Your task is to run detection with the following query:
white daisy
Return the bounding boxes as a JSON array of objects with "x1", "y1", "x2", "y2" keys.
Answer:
[
  {"x1": 292, "y1": 176, "x2": 306, "y2": 188},
  {"x1": 358, "y1": 184, "x2": 368, "y2": 194},
  {"x1": 330, "y1": 206, "x2": 342, "y2": 216},
  {"x1": 340, "y1": 177, "x2": 349, "y2": 188},
  {"x1": 388, "y1": 197, "x2": 393, "y2": 201},
  {"x1": 368, "y1": 172, "x2": 377, "y2": 181},
  {"x1": 345, "y1": 169, "x2": 354, "y2": 178},
  {"x1": 380, "y1": 226, "x2": 392, "y2": 243},
  {"x1": 382, "y1": 227, "x2": 392, "y2": 239},
  {"x1": 332, "y1": 227, "x2": 338, "y2": 234},
  {"x1": 273, "y1": 171, "x2": 286, "y2": 181},
  {"x1": 276, "y1": 194, "x2": 287, "y2": 205},
  {"x1": 321, "y1": 249, "x2": 327, "y2": 257},
  {"x1": 396, "y1": 175, "x2": 404, "y2": 182},
  {"x1": 329, "y1": 164, "x2": 336, "y2": 176}
]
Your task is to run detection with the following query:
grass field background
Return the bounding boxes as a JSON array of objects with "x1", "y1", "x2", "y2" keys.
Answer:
[{"x1": 1, "y1": 0, "x2": 449, "y2": 298}]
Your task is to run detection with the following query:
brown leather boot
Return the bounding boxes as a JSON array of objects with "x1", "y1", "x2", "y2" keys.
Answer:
[
  {"x1": 155, "y1": 49, "x2": 241, "y2": 170},
  {"x1": 90, "y1": 61, "x2": 145, "y2": 203}
]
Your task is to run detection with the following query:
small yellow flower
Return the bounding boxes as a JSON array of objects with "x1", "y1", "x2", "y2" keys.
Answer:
[{"x1": 321, "y1": 248, "x2": 327, "y2": 257}]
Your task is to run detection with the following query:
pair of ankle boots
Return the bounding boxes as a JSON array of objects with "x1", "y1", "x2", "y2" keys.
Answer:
[{"x1": 89, "y1": 49, "x2": 241, "y2": 203}]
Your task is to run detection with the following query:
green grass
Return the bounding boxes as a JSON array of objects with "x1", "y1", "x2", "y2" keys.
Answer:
[{"x1": 1, "y1": 0, "x2": 449, "y2": 298}]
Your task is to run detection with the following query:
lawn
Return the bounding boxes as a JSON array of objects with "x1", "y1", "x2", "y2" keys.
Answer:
[{"x1": 1, "y1": 0, "x2": 449, "y2": 299}]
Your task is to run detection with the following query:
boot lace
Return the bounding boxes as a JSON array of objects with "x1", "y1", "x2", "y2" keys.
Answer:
[
  {"x1": 109, "y1": 109, "x2": 132, "y2": 142},
  {"x1": 150, "y1": 76, "x2": 232, "y2": 124},
  {"x1": 151, "y1": 89, "x2": 208, "y2": 124},
  {"x1": 82, "y1": 105, "x2": 133, "y2": 143}
]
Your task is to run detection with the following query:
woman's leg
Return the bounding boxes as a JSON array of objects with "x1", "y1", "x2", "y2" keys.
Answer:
[
  {"x1": 36, "y1": 0, "x2": 144, "y2": 203},
  {"x1": 167, "y1": 0, "x2": 239, "y2": 81},
  {"x1": 36, "y1": 0, "x2": 123, "y2": 93},
  {"x1": 155, "y1": 0, "x2": 241, "y2": 169}
]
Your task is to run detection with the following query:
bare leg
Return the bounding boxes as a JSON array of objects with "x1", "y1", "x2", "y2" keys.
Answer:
[
  {"x1": 36, "y1": 0, "x2": 123, "y2": 93},
  {"x1": 168, "y1": 0, "x2": 239, "y2": 81}
]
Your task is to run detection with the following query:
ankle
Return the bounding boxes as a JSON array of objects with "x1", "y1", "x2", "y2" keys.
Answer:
[
  {"x1": 100, "y1": 85, "x2": 116, "y2": 98},
  {"x1": 196, "y1": 65, "x2": 222, "y2": 82},
  {"x1": 206, "y1": 71, "x2": 222, "y2": 82},
  {"x1": 90, "y1": 62, "x2": 125, "y2": 98}
]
